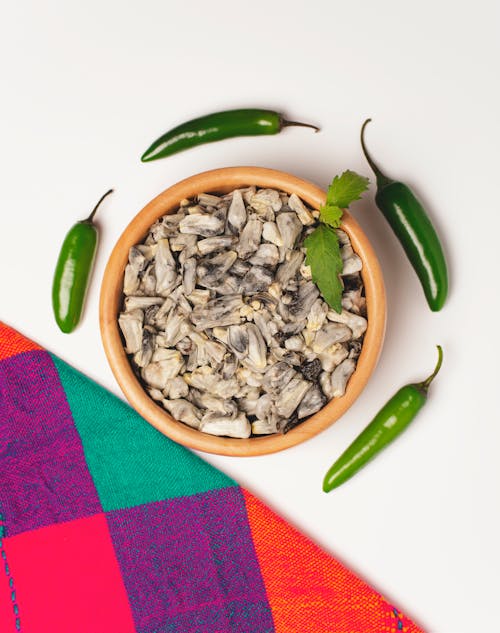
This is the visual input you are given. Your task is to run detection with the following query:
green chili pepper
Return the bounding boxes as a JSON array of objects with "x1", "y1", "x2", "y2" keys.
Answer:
[
  {"x1": 360, "y1": 119, "x2": 448, "y2": 311},
  {"x1": 323, "y1": 346, "x2": 443, "y2": 492},
  {"x1": 141, "y1": 108, "x2": 320, "y2": 162},
  {"x1": 52, "y1": 189, "x2": 113, "y2": 333}
]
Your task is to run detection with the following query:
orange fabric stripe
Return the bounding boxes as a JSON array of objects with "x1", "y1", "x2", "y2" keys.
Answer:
[
  {"x1": 243, "y1": 489, "x2": 424, "y2": 633},
  {"x1": 0, "y1": 322, "x2": 41, "y2": 361}
]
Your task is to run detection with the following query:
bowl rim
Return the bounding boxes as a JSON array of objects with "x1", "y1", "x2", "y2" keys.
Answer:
[{"x1": 100, "y1": 166, "x2": 386, "y2": 456}]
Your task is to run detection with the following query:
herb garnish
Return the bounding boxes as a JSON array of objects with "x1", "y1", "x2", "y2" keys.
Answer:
[{"x1": 304, "y1": 170, "x2": 369, "y2": 313}]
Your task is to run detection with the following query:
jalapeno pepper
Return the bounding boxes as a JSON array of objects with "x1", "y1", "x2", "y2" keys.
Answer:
[
  {"x1": 141, "y1": 108, "x2": 320, "y2": 162},
  {"x1": 360, "y1": 119, "x2": 448, "y2": 311},
  {"x1": 323, "y1": 346, "x2": 443, "y2": 492},
  {"x1": 52, "y1": 189, "x2": 113, "y2": 333}
]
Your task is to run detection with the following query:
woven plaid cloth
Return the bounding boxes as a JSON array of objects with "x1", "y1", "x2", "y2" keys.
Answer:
[{"x1": 0, "y1": 322, "x2": 423, "y2": 633}]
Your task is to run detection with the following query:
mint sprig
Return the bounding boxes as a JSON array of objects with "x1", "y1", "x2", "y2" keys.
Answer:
[{"x1": 304, "y1": 170, "x2": 369, "y2": 313}]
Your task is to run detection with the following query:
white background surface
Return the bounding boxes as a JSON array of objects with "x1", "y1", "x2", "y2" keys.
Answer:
[{"x1": 1, "y1": 1, "x2": 499, "y2": 631}]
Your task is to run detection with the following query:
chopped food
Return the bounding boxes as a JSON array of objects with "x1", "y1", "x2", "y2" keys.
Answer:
[{"x1": 118, "y1": 187, "x2": 367, "y2": 437}]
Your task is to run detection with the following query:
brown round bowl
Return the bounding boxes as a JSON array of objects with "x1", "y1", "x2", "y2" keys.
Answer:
[{"x1": 100, "y1": 167, "x2": 386, "y2": 456}]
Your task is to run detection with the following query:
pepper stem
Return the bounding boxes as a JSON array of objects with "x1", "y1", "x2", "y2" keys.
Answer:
[
  {"x1": 85, "y1": 189, "x2": 114, "y2": 223},
  {"x1": 360, "y1": 119, "x2": 392, "y2": 189},
  {"x1": 281, "y1": 118, "x2": 320, "y2": 133},
  {"x1": 417, "y1": 345, "x2": 444, "y2": 393}
]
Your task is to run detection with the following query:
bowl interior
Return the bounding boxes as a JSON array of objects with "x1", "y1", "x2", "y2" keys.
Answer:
[{"x1": 100, "y1": 167, "x2": 386, "y2": 456}]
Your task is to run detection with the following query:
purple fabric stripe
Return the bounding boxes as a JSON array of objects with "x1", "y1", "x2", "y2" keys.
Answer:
[
  {"x1": 107, "y1": 486, "x2": 274, "y2": 633},
  {"x1": 0, "y1": 350, "x2": 101, "y2": 535}
]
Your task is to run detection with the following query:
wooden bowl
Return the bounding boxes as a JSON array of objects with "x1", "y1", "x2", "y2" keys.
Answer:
[{"x1": 100, "y1": 167, "x2": 386, "y2": 456}]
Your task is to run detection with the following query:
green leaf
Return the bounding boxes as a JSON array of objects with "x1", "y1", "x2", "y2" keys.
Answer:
[
  {"x1": 319, "y1": 204, "x2": 343, "y2": 228},
  {"x1": 304, "y1": 170, "x2": 368, "y2": 313},
  {"x1": 326, "y1": 170, "x2": 370, "y2": 209},
  {"x1": 304, "y1": 224, "x2": 344, "y2": 313}
]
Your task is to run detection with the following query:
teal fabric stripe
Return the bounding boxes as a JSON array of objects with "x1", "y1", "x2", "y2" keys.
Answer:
[{"x1": 51, "y1": 354, "x2": 235, "y2": 512}]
